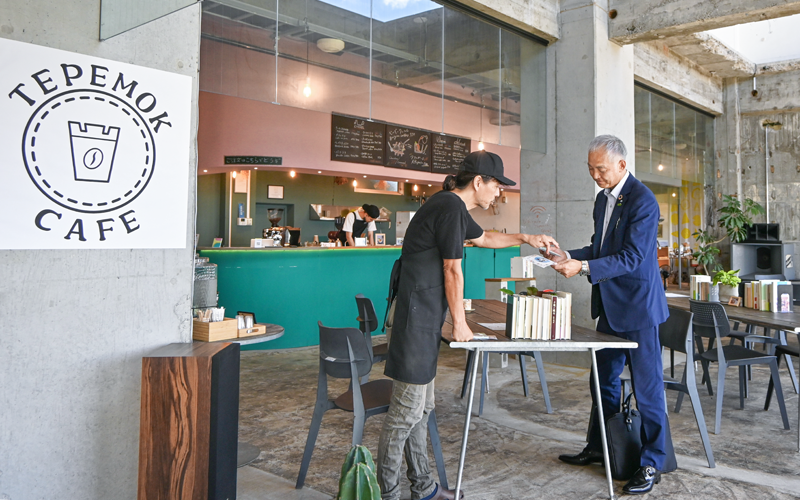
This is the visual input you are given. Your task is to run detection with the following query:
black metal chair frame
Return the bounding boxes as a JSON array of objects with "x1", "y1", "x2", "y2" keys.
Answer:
[
  {"x1": 689, "y1": 300, "x2": 791, "y2": 435},
  {"x1": 356, "y1": 294, "x2": 388, "y2": 382}
]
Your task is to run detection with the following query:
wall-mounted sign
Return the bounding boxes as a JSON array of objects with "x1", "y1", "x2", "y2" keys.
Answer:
[
  {"x1": 330, "y1": 113, "x2": 470, "y2": 175},
  {"x1": 0, "y1": 38, "x2": 192, "y2": 249},
  {"x1": 431, "y1": 134, "x2": 471, "y2": 175},
  {"x1": 224, "y1": 156, "x2": 282, "y2": 165},
  {"x1": 385, "y1": 125, "x2": 430, "y2": 172},
  {"x1": 331, "y1": 114, "x2": 385, "y2": 165}
]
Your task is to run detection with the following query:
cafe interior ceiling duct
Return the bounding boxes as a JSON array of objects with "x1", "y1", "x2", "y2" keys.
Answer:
[{"x1": 200, "y1": 0, "x2": 522, "y2": 120}]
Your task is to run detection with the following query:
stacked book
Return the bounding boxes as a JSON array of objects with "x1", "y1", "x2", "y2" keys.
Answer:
[
  {"x1": 505, "y1": 292, "x2": 572, "y2": 340},
  {"x1": 690, "y1": 275, "x2": 712, "y2": 300},
  {"x1": 744, "y1": 280, "x2": 794, "y2": 312}
]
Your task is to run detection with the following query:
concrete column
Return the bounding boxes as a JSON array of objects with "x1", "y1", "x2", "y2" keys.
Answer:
[{"x1": 521, "y1": 0, "x2": 634, "y2": 366}]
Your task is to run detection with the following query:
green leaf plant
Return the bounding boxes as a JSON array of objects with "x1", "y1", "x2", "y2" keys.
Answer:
[{"x1": 692, "y1": 195, "x2": 765, "y2": 275}]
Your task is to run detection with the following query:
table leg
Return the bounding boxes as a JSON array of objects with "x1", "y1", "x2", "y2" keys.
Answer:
[
  {"x1": 591, "y1": 348, "x2": 616, "y2": 500},
  {"x1": 455, "y1": 347, "x2": 481, "y2": 499}
]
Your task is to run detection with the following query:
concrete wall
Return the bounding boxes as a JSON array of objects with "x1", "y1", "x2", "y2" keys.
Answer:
[
  {"x1": 714, "y1": 70, "x2": 800, "y2": 269},
  {"x1": 461, "y1": 0, "x2": 560, "y2": 43},
  {"x1": 521, "y1": 0, "x2": 634, "y2": 367},
  {"x1": 633, "y1": 40, "x2": 723, "y2": 115},
  {"x1": 0, "y1": 1, "x2": 200, "y2": 499}
]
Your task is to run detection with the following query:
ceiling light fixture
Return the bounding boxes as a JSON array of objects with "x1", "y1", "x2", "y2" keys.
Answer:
[
  {"x1": 318, "y1": 170, "x2": 322, "y2": 174},
  {"x1": 231, "y1": 171, "x2": 237, "y2": 178},
  {"x1": 413, "y1": 184, "x2": 418, "y2": 191},
  {"x1": 289, "y1": 170, "x2": 296, "y2": 178},
  {"x1": 658, "y1": 164, "x2": 664, "y2": 171},
  {"x1": 203, "y1": 169, "x2": 207, "y2": 173},
  {"x1": 317, "y1": 38, "x2": 344, "y2": 53},
  {"x1": 353, "y1": 179, "x2": 358, "y2": 187}
]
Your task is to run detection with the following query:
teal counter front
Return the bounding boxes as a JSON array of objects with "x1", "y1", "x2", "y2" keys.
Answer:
[{"x1": 200, "y1": 246, "x2": 520, "y2": 350}]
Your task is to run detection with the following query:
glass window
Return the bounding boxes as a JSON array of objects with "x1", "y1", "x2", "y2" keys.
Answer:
[
  {"x1": 635, "y1": 85, "x2": 714, "y2": 253},
  {"x1": 199, "y1": 0, "x2": 545, "y2": 155}
]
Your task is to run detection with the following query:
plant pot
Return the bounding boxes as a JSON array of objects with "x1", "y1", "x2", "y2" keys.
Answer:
[
  {"x1": 709, "y1": 284, "x2": 720, "y2": 302},
  {"x1": 718, "y1": 284, "x2": 739, "y2": 302}
]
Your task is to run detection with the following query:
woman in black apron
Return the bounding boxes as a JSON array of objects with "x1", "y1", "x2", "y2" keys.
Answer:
[{"x1": 376, "y1": 151, "x2": 559, "y2": 500}]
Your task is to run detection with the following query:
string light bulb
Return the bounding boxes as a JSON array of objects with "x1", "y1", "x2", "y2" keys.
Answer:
[
  {"x1": 478, "y1": 142, "x2": 485, "y2": 151},
  {"x1": 413, "y1": 184, "x2": 418, "y2": 192},
  {"x1": 353, "y1": 179, "x2": 358, "y2": 187},
  {"x1": 672, "y1": 192, "x2": 677, "y2": 197},
  {"x1": 657, "y1": 164, "x2": 664, "y2": 171},
  {"x1": 289, "y1": 170, "x2": 296, "y2": 178},
  {"x1": 231, "y1": 171, "x2": 237, "y2": 178}
]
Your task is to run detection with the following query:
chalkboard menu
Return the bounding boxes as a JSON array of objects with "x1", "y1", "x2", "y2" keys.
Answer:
[
  {"x1": 431, "y1": 134, "x2": 471, "y2": 175},
  {"x1": 331, "y1": 114, "x2": 385, "y2": 165},
  {"x1": 384, "y1": 125, "x2": 431, "y2": 172}
]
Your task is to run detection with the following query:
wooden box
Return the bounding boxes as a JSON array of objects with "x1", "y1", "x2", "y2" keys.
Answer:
[
  {"x1": 193, "y1": 318, "x2": 238, "y2": 342},
  {"x1": 238, "y1": 323, "x2": 267, "y2": 338}
]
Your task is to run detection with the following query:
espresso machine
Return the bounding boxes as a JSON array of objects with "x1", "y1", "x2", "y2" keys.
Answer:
[{"x1": 263, "y1": 208, "x2": 301, "y2": 246}]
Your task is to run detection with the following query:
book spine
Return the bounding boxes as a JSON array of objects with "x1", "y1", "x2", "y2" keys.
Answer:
[{"x1": 550, "y1": 296, "x2": 558, "y2": 340}]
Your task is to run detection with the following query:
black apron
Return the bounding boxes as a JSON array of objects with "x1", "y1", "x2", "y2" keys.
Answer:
[
  {"x1": 384, "y1": 247, "x2": 448, "y2": 385},
  {"x1": 338, "y1": 211, "x2": 369, "y2": 245}
]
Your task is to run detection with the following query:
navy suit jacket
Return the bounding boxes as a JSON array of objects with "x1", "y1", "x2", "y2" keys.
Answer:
[{"x1": 569, "y1": 174, "x2": 668, "y2": 333}]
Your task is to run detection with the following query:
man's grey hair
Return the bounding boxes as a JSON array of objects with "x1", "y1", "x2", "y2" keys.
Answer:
[{"x1": 588, "y1": 135, "x2": 627, "y2": 160}]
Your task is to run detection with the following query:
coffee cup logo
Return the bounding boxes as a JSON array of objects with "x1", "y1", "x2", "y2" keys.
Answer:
[
  {"x1": 22, "y1": 88, "x2": 156, "y2": 214},
  {"x1": 68, "y1": 122, "x2": 120, "y2": 183}
]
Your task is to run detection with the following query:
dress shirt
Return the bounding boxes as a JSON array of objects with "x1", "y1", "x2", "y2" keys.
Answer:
[{"x1": 600, "y1": 170, "x2": 630, "y2": 249}]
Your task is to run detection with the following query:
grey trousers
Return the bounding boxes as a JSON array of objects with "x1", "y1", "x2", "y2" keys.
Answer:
[{"x1": 377, "y1": 379, "x2": 436, "y2": 500}]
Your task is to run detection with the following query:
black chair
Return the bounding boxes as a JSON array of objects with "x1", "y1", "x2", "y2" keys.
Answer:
[
  {"x1": 355, "y1": 294, "x2": 388, "y2": 366},
  {"x1": 689, "y1": 300, "x2": 791, "y2": 434},
  {"x1": 659, "y1": 308, "x2": 715, "y2": 468},
  {"x1": 764, "y1": 341, "x2": 800, "y2": 411},
  {"x1": 460, "y1": 350, "x2": 552, "y2": 416},
  {"x1": 296, "y1": 322, "x2": 448, "y2": 490}
]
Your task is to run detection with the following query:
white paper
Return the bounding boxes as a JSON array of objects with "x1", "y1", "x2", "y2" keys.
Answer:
[
  {"x1": 477, "y1": 322, "x2": 507, "y2": 331},
  {"x1": 0, "y1": 38, "x2": 192, "y2": 249}
]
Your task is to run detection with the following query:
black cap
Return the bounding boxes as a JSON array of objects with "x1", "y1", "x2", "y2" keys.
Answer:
[
  {"x1": 362, "y1": 204, "x2": 380, "y2": 219},
  {"x1": 459, "y1": 150, "x2": 516, "y2": 186}
]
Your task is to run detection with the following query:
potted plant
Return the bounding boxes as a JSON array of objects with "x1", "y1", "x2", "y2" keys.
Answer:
[
  {"x1": 692, "y1": 195, "x2": 765, "y2": 274},
  {"x1": 712, "y1": 269, "x2": 742, "y2": 302}
]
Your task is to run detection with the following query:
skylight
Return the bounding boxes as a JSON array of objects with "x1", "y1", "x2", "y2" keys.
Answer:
[
  {"x1": 705, "y1": 13, "x2": 800, "y2": 65},
  {"x1": 319, "y1": 0, "x2": 441, "y2": 23}
]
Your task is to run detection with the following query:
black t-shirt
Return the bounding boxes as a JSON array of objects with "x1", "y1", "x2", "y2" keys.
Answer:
[{"x1": 402, "y1": 191, "x2": 483, "y2": 259}]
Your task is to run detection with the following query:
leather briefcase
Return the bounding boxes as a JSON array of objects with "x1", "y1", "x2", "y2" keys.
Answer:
[
  {"x1": 605, "y1": 394, "x2": 678, "y2": 480},
  {"x1": 606, "y1": 393, "x2": 642, "y2": 480}
]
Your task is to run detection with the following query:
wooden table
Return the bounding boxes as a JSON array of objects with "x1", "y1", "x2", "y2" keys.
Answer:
[
  {"x1": 209, "y1": 323, "x2": 285, "y2": 467},
  {"x1": 444, "y1": 300, "x2": 638, "y2": 500},
  {"x1": 665, "y1": 294, "x2": 800, "y2": 452}
]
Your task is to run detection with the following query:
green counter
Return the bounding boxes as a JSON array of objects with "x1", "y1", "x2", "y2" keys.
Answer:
[{"x1": 200, "y1": 246, "x2": 519, "y2": 350}]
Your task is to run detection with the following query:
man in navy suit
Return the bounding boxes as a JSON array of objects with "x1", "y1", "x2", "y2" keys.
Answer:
[{"x1": 548, "y1": 135, "x2": 668, "y2": 495}]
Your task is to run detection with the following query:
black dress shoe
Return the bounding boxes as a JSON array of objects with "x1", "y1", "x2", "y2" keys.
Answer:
[
  {"x1": 623, "y1": 465, "x2": 661, "y2": 495},
  {"x1": 557, "y1": 447, "x2": 603, "y2": 466}
]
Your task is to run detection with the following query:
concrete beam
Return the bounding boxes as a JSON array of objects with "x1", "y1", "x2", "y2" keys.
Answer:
[
  {"x1": 456, "y1": 0, "x2": 560, "y2": 43},
  {"x1": 662, "y1": 33, "x2": 756, "y2": 78},
  {"x1": 634, "y1": 40, "x2": 723, "y2": 115},
  {"x1": 758, "y1": 57, "x2": 800, "y2": 75},
  {"x1": 608, "y1": 0, "x2": 800, "y2": 45}
]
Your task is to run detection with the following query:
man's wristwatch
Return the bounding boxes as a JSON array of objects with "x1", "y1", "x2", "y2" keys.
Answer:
[{"x1": 579, "y1": 260, "x2": 590, "y2": 277}]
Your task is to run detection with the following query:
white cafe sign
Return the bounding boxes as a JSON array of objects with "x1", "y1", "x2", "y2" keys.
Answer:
[{"x1": 0, "y1": 38, "x2": 191, "y2": 249}]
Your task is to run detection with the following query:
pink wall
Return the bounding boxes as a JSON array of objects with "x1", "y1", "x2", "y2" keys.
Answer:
[{"x1": 198, "y1": 91, "x2": 521, "y2": 189}]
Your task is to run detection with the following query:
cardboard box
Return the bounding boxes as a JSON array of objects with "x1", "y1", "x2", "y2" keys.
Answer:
[{"x1": 193, "y1": 318, "x2": 238, "y2": 342}]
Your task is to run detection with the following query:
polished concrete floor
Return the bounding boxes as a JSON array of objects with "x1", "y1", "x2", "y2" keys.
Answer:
[{"x1": 236, "y1": 334, "x2": 800, "y2": 499}]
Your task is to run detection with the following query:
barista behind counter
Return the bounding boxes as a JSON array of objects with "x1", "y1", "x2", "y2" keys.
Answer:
[{"x1": 340, "y1": 204, "x2": 380, "y2": 246}]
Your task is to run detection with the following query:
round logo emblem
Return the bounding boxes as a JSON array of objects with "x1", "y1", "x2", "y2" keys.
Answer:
[{"x1": 22, "y1": 88, "x2": 156, "y2": 214}]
